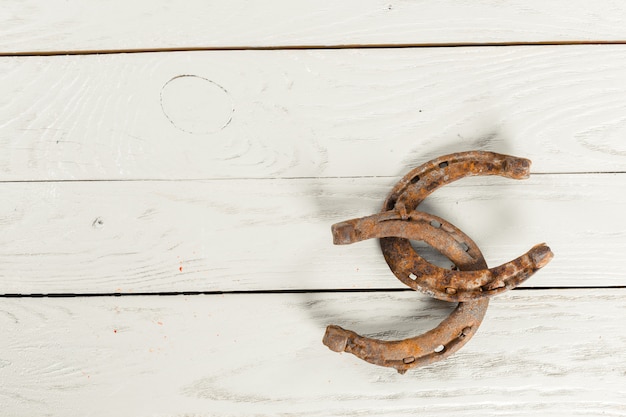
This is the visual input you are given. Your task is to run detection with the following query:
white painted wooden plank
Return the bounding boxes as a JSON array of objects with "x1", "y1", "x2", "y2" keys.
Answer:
[
  {"x1": 1, "y1": 290, "x2": 624, "y2": 416},
  {"x1": 3, "y1": 1, "x2": 626, "y2": 53},
  {"x1": 2, "y1": 46, "x2": 626, "y2": 181},
  {"x1": 1, "y1": 174, "x2": 624, "y2": 294}
]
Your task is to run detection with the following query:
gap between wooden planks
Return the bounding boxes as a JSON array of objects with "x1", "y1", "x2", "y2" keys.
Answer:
[
  {"x1": 5, "y1": 41, "x2": 626, "y2": 57},
  {"x1": 3, "y1": 1, "x2": 626, "y2": 53},
  {"x1": 2, "y1": 46, "x2": 626, "y2": 181},
  {"x1": 0, "y1": 290, "x2": 624, "y2": 416},
  {"x1": 1, "y1": 174, "x2": 624, "y2": 294}
]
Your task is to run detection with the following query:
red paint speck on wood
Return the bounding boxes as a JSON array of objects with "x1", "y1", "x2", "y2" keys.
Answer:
[
  {"x1": 179, "y1": 266, "x2": 183, "y2": 272},
  {"x1": 113, "y1": 329, "x2": 117, "y2": 333}
]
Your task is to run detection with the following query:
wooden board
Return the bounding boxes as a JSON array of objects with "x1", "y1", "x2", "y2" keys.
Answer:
[
  {"x1": 1, "y1": 289, "x2": 624, "y2": 416},
  {"x1": 2, "y1": 46, "x2": 626, "y2": 182},
  {"x1": 2, "y1": 174, "x2": 624, "y2": 294},
  {"x1": 3, "y1": 1, "x2": 626, "y2": 53},
  {"x1": 2, "y1": 1, "x2": 625, "y2": 416}
]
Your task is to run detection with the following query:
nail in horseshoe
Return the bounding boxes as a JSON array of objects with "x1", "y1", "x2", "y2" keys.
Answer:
[{"x1": 323, "y1": 151, "x2": 554, "y2": 372}]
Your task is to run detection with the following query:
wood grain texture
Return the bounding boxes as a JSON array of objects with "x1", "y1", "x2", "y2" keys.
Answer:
[
  {"x1": 3, "y1": 3, "x2": 624, "y2": 416},
  {"x1": 1, "y1": 290, "x2": 624, "y2": 416},
  {"x1": 1, "y1": 174, "x2": 624, "y2": 294},
  {"x1": 2, "y1": 46, "x2": 626, "y2": 181},
  {"x1": 3, "y1": 1, "x2": 626, "y2": 53}
]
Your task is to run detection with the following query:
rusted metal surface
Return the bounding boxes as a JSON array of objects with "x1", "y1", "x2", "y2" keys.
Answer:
[
  {"x1": 323, "y1": 151, "x2": 554, "y2": 372},
  {"x1": 332, "y1": 211, "x2": 552, "y2": 302},
  {"x1": 383, "y1": 151, "x2": 533, "y2": 214},
  {"x1": 324, "y1": 216, "x2": 490, "y2": 374},
  {"x1": 378, "y1": 151, "x2": 552, "y2": 300}
]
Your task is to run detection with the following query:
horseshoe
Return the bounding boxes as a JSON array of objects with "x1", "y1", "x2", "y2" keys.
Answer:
[
  {"x1": 383, "y1": 151, "x2": 533, "y2": 214},
  {"x1": 380, "y1": 151, "x2": 553, "y2": 300},
  {"x1": 322, "y1": 151, "x2": 553, "y2": 372},
  {"x1": 332, "y1": 211, "x2": 552, "y2": 302},
  {"x1": 323, "y1": 213, "x2": 489, "y2": 374}
]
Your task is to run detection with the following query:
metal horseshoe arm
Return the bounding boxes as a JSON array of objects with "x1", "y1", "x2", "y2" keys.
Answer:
[
  {"x1": 323, "y1": 298, "x2": 488, "y2": 374},
  {"x1": 384, "y1": 151, "x2": 532, "y2": 213}
]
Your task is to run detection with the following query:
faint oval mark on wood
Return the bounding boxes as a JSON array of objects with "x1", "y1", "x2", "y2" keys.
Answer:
[{"x1": 160, "y1": 75, "x2": 233, "y2": 134}]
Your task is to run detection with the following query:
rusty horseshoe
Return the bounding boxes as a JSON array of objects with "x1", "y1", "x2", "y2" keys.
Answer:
[
  {"x1": 324, "y1": 213, "x2": 490, "y2": 374},
  {"x1": 379, "y1": 151, "x2": 553, "y2": 300},
  {"x1": 323, "y1": 151, "x2": 553, "y2": 372}
]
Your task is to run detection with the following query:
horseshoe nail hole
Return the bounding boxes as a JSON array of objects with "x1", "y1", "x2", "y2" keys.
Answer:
[
  {"x1": 430, "y1": 220, "x2": 441, "y2": 228},
  {"x1": 409, "y1": 175, "x2": 420, "y2": 184},
  {"x1": 160, "y1": 75, "x2": 233, "y2": 134},
  {"x1": 408, "y1": 273, "x2": 417, "y2": 280},
  {"x1": 445, "y1": 287, "x2": 457, "y2": 295},
  {"x1": 438, "y1": 161, "x2": 449, "y2": 169},
  {"x1": 403, "y1": 356, "x2": 415, "y2": 364},
  {"x1": 461, "y1": 326, "x2": 472, "y2": 336},
  {"x1": 434, "y1": 345, "x2": 445, "y2": 353},
  {"x1": 460, "y1": 242, "x2": 470, "y2": 252}
]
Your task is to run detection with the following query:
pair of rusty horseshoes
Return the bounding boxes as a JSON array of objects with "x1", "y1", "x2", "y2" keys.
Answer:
[{"x1": 323, "y1": 151, "x2": 554, "y2": 373}]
